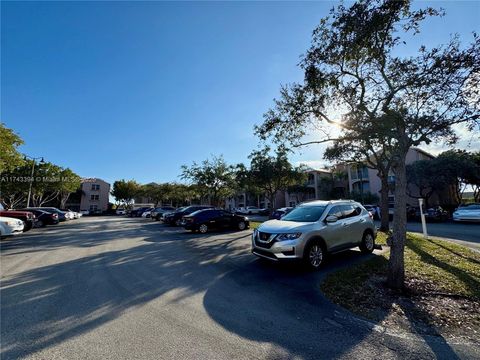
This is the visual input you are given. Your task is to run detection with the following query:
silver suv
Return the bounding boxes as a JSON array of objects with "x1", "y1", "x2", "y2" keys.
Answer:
[{"x1": 252, "y1": 200, "x2": 376, "y2": 269}]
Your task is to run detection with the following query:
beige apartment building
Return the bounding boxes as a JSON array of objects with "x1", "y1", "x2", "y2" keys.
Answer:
[
  {"x1": 225, "y1": 168, "x2": 333, "y2": 210},
  {"x1": 79, "y1": 178, "x2": 110, "y2": 213},
  {"x1": 275, "y1": 148, "x2": 447, "y2": 210},
  {"x1": 284, "y1": 168, "x2": 332, "y2": 207},
  {"x1": 190, "y1": 148, "x2": 451, "y2": 211},
  {"x1": 338, "y1": 147, "x2": 449, "y2": 208}
]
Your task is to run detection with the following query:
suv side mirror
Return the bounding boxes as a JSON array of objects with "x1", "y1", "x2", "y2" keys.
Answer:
[{"x1": 325, "y1": 215, "x2": 338, "y2": 223}]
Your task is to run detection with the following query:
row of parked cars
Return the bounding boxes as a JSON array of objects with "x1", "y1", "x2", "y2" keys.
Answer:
[
  {"x1": 125, "y1": 205, "x2": 273, "y2": 219},
  {"x1": 0, "y1": 206, "x2": 83, "y2": 239},
  {"x1": 131, "y1": 200, "x2": 478, "y2": 271},
  {"x1": 125, "y1": 205, "x2": 251, "y2": 234},
  {"x1": 362, "y1": 203, "x2": 480, "y2": 223},
  {"x1": 128, "y1": 200, "x2": 378, "y2": 270}
]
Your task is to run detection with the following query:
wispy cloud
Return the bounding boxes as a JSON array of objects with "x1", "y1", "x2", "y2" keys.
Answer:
[{"x1": 420, "y1": 123, "x2": 480, "y2": 155}]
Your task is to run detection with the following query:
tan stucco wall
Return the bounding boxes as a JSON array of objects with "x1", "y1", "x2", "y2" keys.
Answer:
[{"x1": 80, "y1": 178, "x2": 110, "y2": 211}]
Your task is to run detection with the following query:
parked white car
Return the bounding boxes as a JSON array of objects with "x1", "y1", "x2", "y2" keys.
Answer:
[
  {"x1": 236, "y1": 206, "x2": 266, "y2": 215},
  {"x1": 116, "y1": 208, "x2": 126, "y2": 215},
  {"x1": 151, "y1": 207, "x2": 176, "y2": 221},
  {"x1": 80, "y1": 210, "x2": 90, "y2": 216},
  {"x1": 453, "y1": 204, "x2": 480, "y2": 222},
  {"x1": 141, "y1": 209, "x2": 154, "y2": 218},
  {"x1": 0, "y1": 216, "x2": 25, "y2": 239},
  {"x1": 158, "y1": 210, "x2": 175, "y2": 221},
  {"x1": 62, "y1": 210, "x2": 75, "y2": 220},
  {"x1": 63, "y1": 209, "x2": 79, "y2": 219}
]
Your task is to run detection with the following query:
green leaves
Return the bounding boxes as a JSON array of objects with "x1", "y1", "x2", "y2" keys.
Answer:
[
  {"x1": 246, "y1": 147, "x2": 307, "y2": 207},
  {"x1": 406, "y1": 150, "x2": 480, "y2": 205},
  {"x1": 1, "y1": 158, "x2": 82, "y2": 208},
  {"x1": 111, "y1": 180, "x2": 141, "y2": 208},
  {"x1": 258, "y1": 0, "x2": 479, "y2": 155},
  {"x1": 0, "y1": 122, "x2": 24, "y2": 174},
  {"x1": 181, "y1": 155, "x2": 237, "y2": 206},
  {"x1": 29, "y1": 161, "x2": 81, "y2": 207}
]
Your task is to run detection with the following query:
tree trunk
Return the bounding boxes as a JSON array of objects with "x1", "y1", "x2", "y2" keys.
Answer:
[
  {"x1": 387, "y1": 154, "x2": 408, "y2": 290},
  {"x1": 266, "y1": 193, "x2": 275, "y2": 212},
  {"x1": 379, "y1": 173, "x2": 390, "y2": 232},
  {"x1": 3, "y1": 194, "x2": 26, "y2": 209},
  {"x1": 60, "y1": 192, "x2": 70, "y2": 209}
]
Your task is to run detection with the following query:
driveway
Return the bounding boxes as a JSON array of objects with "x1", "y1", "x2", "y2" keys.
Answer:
[
  {"x1": 1, "y1": 217, "x2": 478, "y2": 359},
  {"x1": 375, "y1": 220, "x2": 480, "y2": 249}
]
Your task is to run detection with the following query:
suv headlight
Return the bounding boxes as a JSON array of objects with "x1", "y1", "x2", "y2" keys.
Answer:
[{"x1": 277, "y1": 233, "x2": 302, "y2": 241}]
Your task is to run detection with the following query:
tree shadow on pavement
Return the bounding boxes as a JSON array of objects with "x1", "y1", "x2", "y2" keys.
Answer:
[
  {"x1": 201, "y1": 235, "x2": 476, "y2": 359},
  {"x1": 1, "y1": 220, "x2": 216, "y2": 358},
  {"x1": 1, "y1": 218, "x2": 473, "y2": 359}
]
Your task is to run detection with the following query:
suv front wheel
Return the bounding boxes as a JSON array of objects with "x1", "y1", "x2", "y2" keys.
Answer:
[
  {"x1": 304, "y1": 240, "x2": 325, "y2": 270},
  {"x1": 359, "y1": 231, "x2": 375, "y2": 254}
]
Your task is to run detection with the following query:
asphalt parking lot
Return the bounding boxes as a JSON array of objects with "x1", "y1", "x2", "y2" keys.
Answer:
[
  {"x1": 1, "y1": 217, "x2": 478, "y2": 359},
  {"x1": 373, "y1": 220, "x2": 480, "y2": 250},
  {"x1": 404, "y1": 221, "x2": 480, "y2": 246}
]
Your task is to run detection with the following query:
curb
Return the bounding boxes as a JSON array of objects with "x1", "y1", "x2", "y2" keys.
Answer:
[
  {"x1": 425, "y1": 235, "x2": 480, "y2": 253},
  {"x1": 331, "y1": 308, "x2": 480, "y2": 347}
]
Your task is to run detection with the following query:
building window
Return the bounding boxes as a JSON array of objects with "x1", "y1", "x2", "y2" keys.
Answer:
[
  {"x1": 91, "y1": 184, "x2": 100, "y2": 191},
  {"x1": 90, "y1": 194, "x2": 99, "y2": 201},
  {"x1": 352, "y1": 181, "x2": 370, "y2": 193},
  {"x1": 307, "y1": 174, "x2": 315, "y2": 185},
  {"x1": 350, "y1": 165, "x2": 368, "y2": 180},
  {"x1": 362, "y1": 182, "x2": 370, "y2": 192},
  {"x1": 90, "y1": 205, "x2": 98, "y2": 211}
]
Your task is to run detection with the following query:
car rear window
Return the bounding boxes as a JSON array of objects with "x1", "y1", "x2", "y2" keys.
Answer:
[{"x1": 327, "y1": 206, "x2": 344, "y2": 219}]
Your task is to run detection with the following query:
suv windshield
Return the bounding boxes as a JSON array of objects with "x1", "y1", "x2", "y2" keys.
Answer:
[{"x1": 281, "y1": 206, "x2": 327, "y2": 222}]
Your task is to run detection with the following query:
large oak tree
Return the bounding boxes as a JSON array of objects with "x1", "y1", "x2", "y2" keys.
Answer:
[{"x1": 256, "y1": 0, "x2": 479, "y2": 289}]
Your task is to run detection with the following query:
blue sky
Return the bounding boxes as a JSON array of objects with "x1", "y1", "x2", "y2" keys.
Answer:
[{"x1": 2, "y1": 1, "x2": 479, "y2": 185}]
